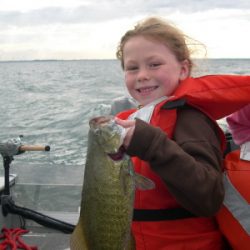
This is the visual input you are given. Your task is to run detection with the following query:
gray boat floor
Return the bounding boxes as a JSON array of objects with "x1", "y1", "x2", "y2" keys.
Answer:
[{"x1": 0, "y1": 163, "x2": 84, "y2": 249}]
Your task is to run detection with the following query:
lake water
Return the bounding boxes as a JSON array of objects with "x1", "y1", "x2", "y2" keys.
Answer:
[{"x1": 0, "y1": 59, "x2": 249, "y2": 168}]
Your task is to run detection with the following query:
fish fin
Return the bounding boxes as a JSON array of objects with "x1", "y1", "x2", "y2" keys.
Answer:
[
  {"x1": 134, "y1": 173, "x2": 155, "y2": 190},
  {"x1": 119, "y1": 157, "x2": 136, "y2": 195}
]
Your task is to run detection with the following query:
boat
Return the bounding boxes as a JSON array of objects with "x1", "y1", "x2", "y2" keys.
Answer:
[
  {"x1": 0, "y1": 119, "x2": 237, "y2": 249},
  {"x1": 0, "y1": 138, "x2": 81, "y2": 249}
]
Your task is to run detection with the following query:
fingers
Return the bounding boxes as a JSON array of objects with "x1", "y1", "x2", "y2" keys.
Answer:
[
  {"x1": 114, "y1": 117, "x2": 135, "y2": 148},
  {"x1": 114, "y1": 117, "x2": 135, "y2": 128}
]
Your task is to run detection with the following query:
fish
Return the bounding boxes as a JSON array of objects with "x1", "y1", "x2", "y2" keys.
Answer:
[{"x1": 70, "y1": 116, "x2": 155, "y2": 250}]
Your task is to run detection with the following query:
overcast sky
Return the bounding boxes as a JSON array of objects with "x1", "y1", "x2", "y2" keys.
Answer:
[{"x1": 1, "y1": 0, "x2": 250, "y2": 60}]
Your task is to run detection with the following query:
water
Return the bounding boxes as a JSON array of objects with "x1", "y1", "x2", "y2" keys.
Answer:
[
  {"x1": 0, "y1": 60, "x2": 126, "y2": 168},
  {"x1": 0, "y1": 59, "x2": 250, "y2": 168}
]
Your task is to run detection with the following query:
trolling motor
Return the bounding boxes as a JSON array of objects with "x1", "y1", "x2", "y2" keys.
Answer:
[{"x1": 0, "y1": 136, "x2": 75, "y2": 233}]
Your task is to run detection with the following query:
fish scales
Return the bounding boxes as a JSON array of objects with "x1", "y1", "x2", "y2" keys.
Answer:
[{"x1": 70, "y1": 116, "x2": 135, "y2": 250}]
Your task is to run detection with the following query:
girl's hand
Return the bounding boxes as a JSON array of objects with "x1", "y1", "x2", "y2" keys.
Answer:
[{"x1": 115, "y1": 117, "x2": 135, "y2": 149}]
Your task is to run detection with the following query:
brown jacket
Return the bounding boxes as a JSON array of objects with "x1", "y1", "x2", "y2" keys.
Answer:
[{"x1": 126, "y1": 106, "x2": 225, "y2": 217}]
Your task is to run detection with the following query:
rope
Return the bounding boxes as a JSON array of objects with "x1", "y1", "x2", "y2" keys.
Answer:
[{"x1": 0, "y1": 227, "x2": 38, "y2": 250}]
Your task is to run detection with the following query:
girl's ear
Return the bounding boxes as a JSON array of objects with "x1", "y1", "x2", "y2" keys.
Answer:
[{"x1": 179, "y1": 59, "x2": 190, "y2": 80}]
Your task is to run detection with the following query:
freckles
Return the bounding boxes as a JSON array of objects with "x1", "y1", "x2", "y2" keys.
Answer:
[
  {"x1": 124, "y1": 75, "x2": 130, "y2": 86},
  {"x1": 125, "y1": 75, "x2": 134, "y2": 87},
  {"x1": 124, "y1": 75, "x2": 130, "y2": 84},
  {"x1": 124, "y1": 72, "x2": 131, "y2": 81},
  {"x1": 124, "y1": 74, "x2": 129, "y2": 82}
]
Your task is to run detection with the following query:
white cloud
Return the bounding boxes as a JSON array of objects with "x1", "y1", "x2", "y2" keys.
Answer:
[
  {"x1": 0, "y1": 0, "x2": 89, "y2": 11},
  {"x1": 0, "y1": 0, "x2": 250, "y2": 60},
  {"x1": 170, "y1": 8, "x2": 250, "y2": 58}
]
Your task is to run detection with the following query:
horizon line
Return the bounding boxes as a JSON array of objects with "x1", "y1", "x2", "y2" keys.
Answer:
[{"x1": 1, "y1": 58, "x2": 250, "y2": 63}]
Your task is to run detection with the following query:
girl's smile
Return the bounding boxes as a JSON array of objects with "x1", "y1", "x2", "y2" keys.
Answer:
[{"x1": 136, "y1": 85, "x2": 159, "y2": 95}]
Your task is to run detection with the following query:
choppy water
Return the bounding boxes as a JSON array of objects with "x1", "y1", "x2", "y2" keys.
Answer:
[{"x1": 0, "y1": 59, "x2": 250, "y2": 168}]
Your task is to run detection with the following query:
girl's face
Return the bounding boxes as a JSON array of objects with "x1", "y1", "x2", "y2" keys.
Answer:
[{"x1": 123, "y1": 36, "x2": 189, "y2": 106}]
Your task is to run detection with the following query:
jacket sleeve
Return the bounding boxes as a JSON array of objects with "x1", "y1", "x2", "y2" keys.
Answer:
[{"x1": 126, "y1": 107, "x2": 225, "y2": 217}]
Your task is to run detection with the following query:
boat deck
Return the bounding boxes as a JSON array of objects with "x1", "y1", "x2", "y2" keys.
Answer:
[{"x1": 0, "y1": 163, "x2": 84, "y2": 249}]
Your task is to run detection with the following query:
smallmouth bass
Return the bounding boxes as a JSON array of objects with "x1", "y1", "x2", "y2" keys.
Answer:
[{"x1": 70, "y1": 116, "x2": 154, "y2": 250}]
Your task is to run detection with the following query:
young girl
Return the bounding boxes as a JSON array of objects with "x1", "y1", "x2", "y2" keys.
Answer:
[{"x1": 115, "y1": 16, "x2": 227, "y2": 250}]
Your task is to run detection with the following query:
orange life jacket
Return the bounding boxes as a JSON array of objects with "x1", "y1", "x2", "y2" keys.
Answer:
[
  {"x1": 173, "y1": 75, "x2": 250, "y2": 120},
  {"x1": 216, "y1": 150, "x2": 250, "y2": 250},
  {"x1": 118, "y1": 101, "x2": 225, "y2": 250},
  {"x1": 117, "y1": 75, "x2": 250, "y2": 250}
]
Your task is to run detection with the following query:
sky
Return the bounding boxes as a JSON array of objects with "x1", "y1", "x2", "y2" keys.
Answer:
[{"x1": 0, "y1": 0, "x2": 250, "y2": 60}]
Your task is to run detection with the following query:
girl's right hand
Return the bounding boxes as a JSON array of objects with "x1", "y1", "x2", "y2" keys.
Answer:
[{"x1": 115, "y1": 117, "x2": 135, "y2": 149}]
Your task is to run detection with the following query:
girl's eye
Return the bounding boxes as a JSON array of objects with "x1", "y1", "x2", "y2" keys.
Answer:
[
  {"x1": 149, "y1": 63, "x2": 161, "y2": 68},
  {"x1": 125, "y1": 66, "x2": 138, "y2": 71}
]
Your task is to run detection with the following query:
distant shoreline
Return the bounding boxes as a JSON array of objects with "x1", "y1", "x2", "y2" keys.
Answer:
[
  {"x1": 0, "y1": 58, "x2": 250, "y2": 63},
  {"x1": 0, "y1": 59, "x2": 118, "y2": 63}
]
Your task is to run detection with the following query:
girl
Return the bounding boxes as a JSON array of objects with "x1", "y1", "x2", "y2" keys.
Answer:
[{"x1": 115, "y1": 17, "x2": 227, "y2": 250}]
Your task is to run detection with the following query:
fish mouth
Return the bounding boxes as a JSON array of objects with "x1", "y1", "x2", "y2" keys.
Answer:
[
  {"x1": 89, "y1": 116, "x2": 113, "y2": 128},
  {"x1": 108, "y1": 146, "x2": 126, "y2": 161}
]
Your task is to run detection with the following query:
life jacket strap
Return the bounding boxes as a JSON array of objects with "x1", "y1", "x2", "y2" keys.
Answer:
[
  {"x1": 133, "y1": 208, "x2": 196, "y2": 221},
  {"x1": 161, "y1": 98, "x2": 186, "y2": 110}
]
